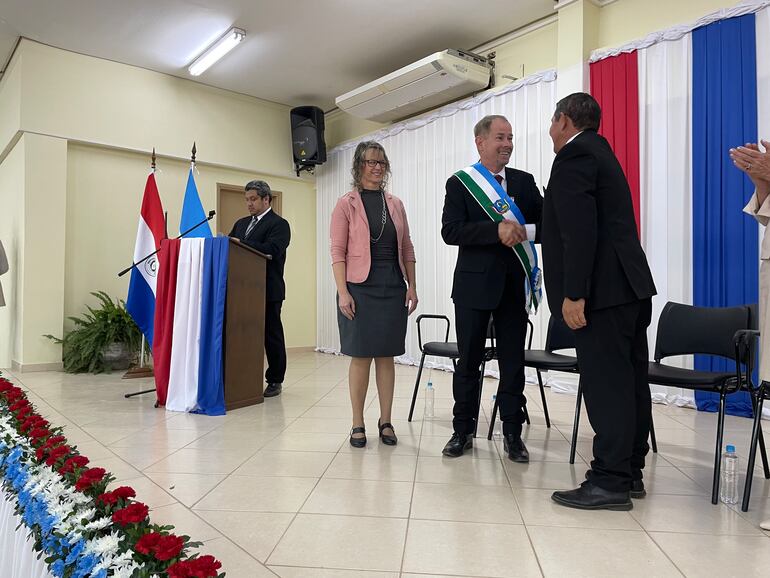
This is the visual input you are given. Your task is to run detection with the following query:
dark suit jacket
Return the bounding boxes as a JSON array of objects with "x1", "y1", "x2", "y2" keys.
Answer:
[
  {"x1": 229, "y1": 209, "x2": 291, "y2": 302},
  {"x1": 542, "y1": 130, "x2": 656, "y2": 314},
  {"x1": 441, "y1": 166, "x2": 543, "y2": 310}
]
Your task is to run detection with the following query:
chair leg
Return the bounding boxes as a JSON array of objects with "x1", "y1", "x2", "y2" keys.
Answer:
[
  {"x1": 473, "y1": 362, "x2": 486, "y2": 438},
  {"x1": 487, "y1": 396, "x2": 499, "y2": 440},
  {"x1": 711, "y1": 391, "x2": 728, "y2": 505},
  {"x1": 570, "y1": 379, "x2": 583, "y2": 465},
  {"x1": 751, "y1": 391, "x2": 770, "y2": 479},
  {"x1": 742, "y1": 389, "x2": 766, "y2": 512},
  {"x1": 649, "y1": 412, "x2": 658, "y2": 454},
  {"x1": 537, "y1": 370, "x2": 551, "y2": 428},
  {"x1": 408, "y1": 352, "x2": 426, "y2": 422},
  {"x1": 758, "y1": 428, "x2": 770, "y2": 479}
]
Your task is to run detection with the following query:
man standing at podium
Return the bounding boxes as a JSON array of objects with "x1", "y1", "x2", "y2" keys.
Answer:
[{"x1": 229, "y1": 180, "x2": 291, "y2": 398}]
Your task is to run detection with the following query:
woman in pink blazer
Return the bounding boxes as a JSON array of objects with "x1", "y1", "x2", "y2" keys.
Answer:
[{"x1": 330, "y1": 141, "x2": 418, "y2": 447}]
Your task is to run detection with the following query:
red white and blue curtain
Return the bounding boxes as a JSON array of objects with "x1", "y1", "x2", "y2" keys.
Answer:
[{"x1": 589, "y1": 1, "x2": 770, "y2": 415}]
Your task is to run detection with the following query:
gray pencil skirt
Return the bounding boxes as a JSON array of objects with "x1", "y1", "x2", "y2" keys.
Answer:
[{"x1": 337, "y1": 261, "x2": 408, "y2": 358}]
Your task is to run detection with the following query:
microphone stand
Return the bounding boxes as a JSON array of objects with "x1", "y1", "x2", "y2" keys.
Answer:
[{"x1": 122, "y1": 209, "x2": 216, "y2": 402}]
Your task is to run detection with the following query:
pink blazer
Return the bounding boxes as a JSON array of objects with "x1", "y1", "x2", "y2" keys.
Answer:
[{"x1": 330, "y1": 190, "x2": 416, "y2": 283}]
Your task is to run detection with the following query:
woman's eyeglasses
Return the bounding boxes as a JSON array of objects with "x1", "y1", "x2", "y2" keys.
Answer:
[{"x1": 362, "y1": 159, "x2": 388, "y2": 168}]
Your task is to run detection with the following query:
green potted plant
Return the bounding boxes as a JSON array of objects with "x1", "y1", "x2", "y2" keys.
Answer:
[{"x1": 45, "y1": 291, "x2": 142, "y2": 373}]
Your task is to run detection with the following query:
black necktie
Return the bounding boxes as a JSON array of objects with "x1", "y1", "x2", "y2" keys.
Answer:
[{"x1": 494, "y1": 174, "x2": 504, "y2": 186}]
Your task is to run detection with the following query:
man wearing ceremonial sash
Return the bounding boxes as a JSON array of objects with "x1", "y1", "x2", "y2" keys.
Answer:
[
  {"x1": 544, "y1": 93, "x2": 656, "y2": 511},
  {"x1": 441, "y1": 115, "x2": 543, "y2": 461}
]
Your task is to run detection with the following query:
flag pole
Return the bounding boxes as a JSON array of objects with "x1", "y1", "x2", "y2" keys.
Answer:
[{"x1": 123, "y1": 149, "x2": 157, "y2": 383}]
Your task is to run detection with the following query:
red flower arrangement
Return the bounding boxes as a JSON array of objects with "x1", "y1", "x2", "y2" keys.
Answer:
[
  {"x1": 167, "y1": 555, "x2": 222, "y2": 578},
  {"x1": 111, "y1": 502, "x2": 149, "y2": 526},
  {"x1": 1, "y1": 374, "x2": 224, "y2": 576},
  {"x1": 75, "y1": 467, "x2": 107, "y2": 492}
]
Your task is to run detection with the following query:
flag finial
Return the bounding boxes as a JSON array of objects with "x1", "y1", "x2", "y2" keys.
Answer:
[
  {"x1": 151, "y1": 148, "x2": 156, "y2": 172},
  {"x1": 191, "y1": 142, "x2": 197, "y2": 164}
]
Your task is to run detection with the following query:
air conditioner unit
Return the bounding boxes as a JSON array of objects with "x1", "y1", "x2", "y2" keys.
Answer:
[{"x1": 335, "y1": 49, "x2": 492, "y2": 123}]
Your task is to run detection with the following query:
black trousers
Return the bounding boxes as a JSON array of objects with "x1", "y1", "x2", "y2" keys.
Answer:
[
  {"x1": 574, "y1": 298, "x2": 652, "y2": 493},
  {"x1": 452, "y1": 269, "x2": 527, "y2": 437},
  {"x1": 265, "y1": 300, "x2": 287, "y2": 384}
]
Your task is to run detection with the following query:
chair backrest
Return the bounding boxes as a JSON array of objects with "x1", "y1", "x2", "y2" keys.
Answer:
[
  {"x1": 545, "y1": 316, "x2": 575, "y2": 353},
  {"x1": 653, "y1": 301, "x2": 750, "y2": 362},
  {"x1": 748, "y1": 303, "x2": 759, "y2": 330}
]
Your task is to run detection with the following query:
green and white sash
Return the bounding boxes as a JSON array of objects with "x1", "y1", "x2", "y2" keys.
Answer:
[{"x1": 454, "y1": 162, "x2": 542, "y2": 313}]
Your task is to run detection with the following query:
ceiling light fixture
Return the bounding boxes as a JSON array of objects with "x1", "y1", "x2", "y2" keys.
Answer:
[{"x1": 188, "y1": 27, "x2": 246, "y2": 76}]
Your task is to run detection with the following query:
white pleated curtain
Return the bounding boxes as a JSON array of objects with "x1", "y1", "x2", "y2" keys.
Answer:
[{"x1": 316, "y1": 71, "x2": 558, "y2": 375}]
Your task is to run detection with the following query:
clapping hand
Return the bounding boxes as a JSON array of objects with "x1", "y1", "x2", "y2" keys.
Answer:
[{"x1": 730, "y1": 140, "x2": 770, "y2": 187}]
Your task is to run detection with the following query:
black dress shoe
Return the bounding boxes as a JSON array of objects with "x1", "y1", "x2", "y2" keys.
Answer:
[
  {"x1": 442, "y1": 432, "x2": 473, "y2": 457},
  {"x1": 584, "y1": 470, "x2": 646, "y2": 499},
  {"x1": 349, "y1": 426, "x2": 366, "y2": 448},
  {"x1": 503, "y1": 434, "x2": 529, "y2": 463},
  {"x1": 264, "y1": 383, "x2": 282, "y2": 397},
  {"x1": 378, "y1": 419, "x2": 398, "y2": 446},
  {"x1": 552, "y1": 482, "x2": 633, "y2": 511}
]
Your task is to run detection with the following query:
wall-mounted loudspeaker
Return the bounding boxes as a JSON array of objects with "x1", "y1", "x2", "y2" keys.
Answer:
[{"x1": 290, "y1": 106, "x2": 326, "y2": 175}]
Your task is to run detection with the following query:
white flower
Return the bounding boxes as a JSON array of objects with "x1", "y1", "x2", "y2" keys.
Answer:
[
  {"x1": 84, "y1": 530, "x2": 123, "y2": 558},
  {"x1": 83, "y1": 517, "x2": 112, "y2": 531}
]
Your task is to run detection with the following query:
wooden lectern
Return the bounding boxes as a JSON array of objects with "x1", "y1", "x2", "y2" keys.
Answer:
[{"x1": 223, "y1": 239, "x2": 271, "y2": 410}]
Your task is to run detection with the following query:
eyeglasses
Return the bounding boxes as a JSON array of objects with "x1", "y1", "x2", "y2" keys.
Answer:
[{"x1": 362, "y1": 159, "x2": 388, "y2": 168}]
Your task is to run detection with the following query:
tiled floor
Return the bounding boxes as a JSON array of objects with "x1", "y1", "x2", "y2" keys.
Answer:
[{"x1": 6, "y1": 350, "x2": 770, "y2": 577}]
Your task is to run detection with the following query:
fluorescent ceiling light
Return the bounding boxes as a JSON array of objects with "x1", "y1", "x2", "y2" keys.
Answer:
[{"x1": 188, "y1": 27, "x2": 246, "y2": 76}]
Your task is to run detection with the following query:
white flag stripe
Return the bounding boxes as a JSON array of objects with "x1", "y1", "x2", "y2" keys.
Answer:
[{"x1": 166, "y1": 239, "x2": 205, "y2": 413}]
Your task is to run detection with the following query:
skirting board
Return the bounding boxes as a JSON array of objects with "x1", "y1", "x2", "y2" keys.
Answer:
[{"x1": 11, "y1": 360, "x2": 64, "y2": 373}]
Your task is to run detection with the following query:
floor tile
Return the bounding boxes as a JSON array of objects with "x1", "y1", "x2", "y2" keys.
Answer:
[
  {"x1": 197, "y1": 510, "x2": 294, "y2": 562},
  {"x1": 144, "y1": 448, "x2": 254, "y2": 475},
  {"x1": 629, "y1": 494, "x2": 763, "y2": 535},
  {"x1": 200, "y1": 537, "x2": 276, "y2": 577},
  {"x1": 267, "y1": 514, "x2": 407, "y2": 571},
  {"x1": 263, "y1": 431, "x2": 347, "y2": 452},
  {"x1": 416, "y1": 456, "x2": 509, "y2": 487},
  {"x1": 323, "y1": 452, "x2": 417, "y2": 482},
  {"x1": 235, "y1": 450, "x2": 336, "y2": 478},
  {"x1": 150, "y1": 503, "x2": 222, "y2": 542},
  {"x1": 402, "y1": 519, "x2": 540, "y2": 577},
  {"x1": 649, "y1": 531, "x2": 770, "y2": 577},
  {"x1": 504, "y1": 461, "x2": 583, "y2": 490},
  {"x1": 410, "y1": 482, "x2": 522, "y2": 524},
  {"x1": 270, "y1": 569, "x2": 398, "y2": 578},
  {"x1": 143, "y1": 472, "x2": 226, "y2": 507},
  {"x1": 193, "y1": 475, "x2": 318, "y2": 513},
  {"x1": 301, "y1": 478, "x2": 413, "y2": 518},
  {"x1": 528, "y1": 526, "x2": 681, "y2": 577}
]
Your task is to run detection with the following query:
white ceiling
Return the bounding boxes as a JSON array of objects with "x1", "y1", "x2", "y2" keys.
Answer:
[{"x1": 0, "y1": 0, "x2": 556, "y2": 110}]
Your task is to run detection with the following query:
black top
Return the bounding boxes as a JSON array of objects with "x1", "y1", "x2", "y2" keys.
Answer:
[
  {"x1": 361, "y1": 189, "x2": 398, "y2": 261},
  {"x1": 542, "y1": 130, "x2": 656, "y2": 313},
  {"x1": 441, "y1": 167, "x2": 543, "y2": 310},
  {"x1": 229, "y1": 209, "x2": 291, "y2": 302}
]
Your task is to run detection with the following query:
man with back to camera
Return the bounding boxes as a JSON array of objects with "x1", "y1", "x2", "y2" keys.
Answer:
[
  {"x1": 441, "y1": 114, "x2": 543, "y2": 462},
  {"x1": 229, "y1": 180, "x2": 291, "y2": 398},
  {"x1": 543, "y1": 92, "x2": 657, "y2": 510}
]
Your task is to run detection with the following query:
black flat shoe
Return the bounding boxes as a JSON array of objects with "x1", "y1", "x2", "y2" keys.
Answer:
[
  {"x1": 552, "y1": 482, "x2": 633, "y2": 511},
  {"x1": 349, "y1": 426, "x2": 366, "y2": 448},
  {"x1": 378, "y1": 419, "x2": 398, "y2": 446},
  {"x1": 442, "y1": 432, "x2": 473, "y2": 457}
]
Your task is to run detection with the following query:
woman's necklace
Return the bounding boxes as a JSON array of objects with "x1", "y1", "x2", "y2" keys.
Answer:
[{"x1": 370, "y1": 190, "x2": 387, "y2": 243}]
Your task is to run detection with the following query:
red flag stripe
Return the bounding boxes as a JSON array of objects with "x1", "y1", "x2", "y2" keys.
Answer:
[{"x1": 152, "y1": 239, "x2": 181, "y2": 406}]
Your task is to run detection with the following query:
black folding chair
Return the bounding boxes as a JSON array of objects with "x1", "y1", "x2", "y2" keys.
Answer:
[
  {"x1": 647, "y1": 302, "x2": 754, "y2": 504},
  {"x1": 408, "y1": 314, "x2": 495, "y2": 436},
  {"x1": 735, "y1": 329, "x2": 770, "y2": 512}
]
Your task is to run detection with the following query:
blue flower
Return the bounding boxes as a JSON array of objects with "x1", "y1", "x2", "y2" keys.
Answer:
[
  {"x1": 51, "y1": 559, "x2": 65, "y2": 577},
  {"x1": 65, "y1": 540, "x2": 85, "y2": 565}
]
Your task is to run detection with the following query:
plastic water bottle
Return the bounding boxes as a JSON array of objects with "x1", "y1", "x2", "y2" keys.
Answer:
[
  {"x1": 720, "y1": 444, "x2": 739, "y2": 505},
  {"x1": 424, "y1": 381, "x2": 435, "y2": 419},
  {"x1": 490, "y1": 394, "x2": 502, "y2": 438}
]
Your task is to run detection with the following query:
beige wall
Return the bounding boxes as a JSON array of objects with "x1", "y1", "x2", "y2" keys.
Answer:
[
  {"x1": 0, "y1": 136, "x2": 24, "y2": 368},
  {"x1": 65, "y1": 144, "x2": 316, "y2": 348},
  {"x1": 597, "y1": 0, "x2": 743, "y2": 50},
  {"x1": 493, "y1": 21, "x2": 558, "y2": 85},
  {"x1": 0, "y1": 48, "x2": 21, "y2": 160}
]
